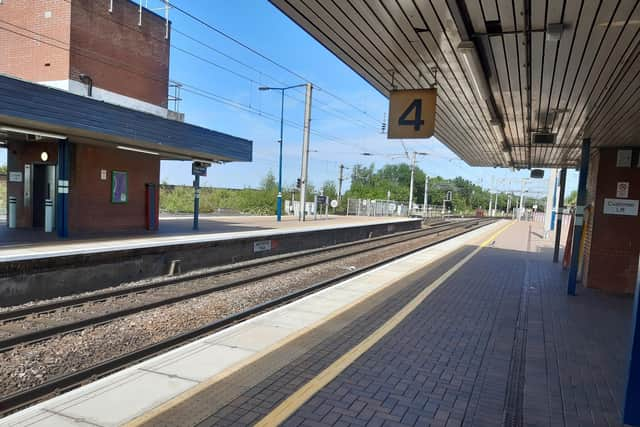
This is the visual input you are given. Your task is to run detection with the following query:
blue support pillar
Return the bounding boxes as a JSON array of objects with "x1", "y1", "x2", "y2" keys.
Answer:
[
  {"x1": 193, "y1": 174, "x2": 200, "y2": 230},
  {"x1": 567, "y1": 139, "x2": 590, "y2": 295},
  {"x1": 56, "y1": 139, "x2": 70, "y2": 238},
  {"x1": 624, "y1": 255, "x2": 640, "y2": 425}
]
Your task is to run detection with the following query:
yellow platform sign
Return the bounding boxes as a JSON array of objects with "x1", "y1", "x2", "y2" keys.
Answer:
[{"x1": 387, "y1": 88, "x2": 437, "y2": 139}]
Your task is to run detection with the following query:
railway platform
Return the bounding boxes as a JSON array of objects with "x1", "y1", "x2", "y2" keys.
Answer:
[
  {"x1": 0, "y1": 215, "x2": 417, "y2": 260},
  {"x1": 0, "y1": 215, "x2": 423, "y2": 306},
  {"x1": 1, "y1": 220, "x2": 634, "y2": 426}
]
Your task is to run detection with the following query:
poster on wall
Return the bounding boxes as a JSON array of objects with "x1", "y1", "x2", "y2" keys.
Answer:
[
  {"x1": 617, "y1": 149, "x2": 632, "y2": 167},
  {"x1": 111, "y1": 171, "x2": 128, "y2": 203}
]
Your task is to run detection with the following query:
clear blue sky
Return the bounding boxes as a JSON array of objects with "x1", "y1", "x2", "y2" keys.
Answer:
[{"x1": 0, "y1": 0, "x2": 578, "y2": 198}]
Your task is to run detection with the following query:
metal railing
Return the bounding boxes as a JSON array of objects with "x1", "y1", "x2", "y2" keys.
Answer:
[{"x1": 346, "y1": 198, "x2": 408, "y2": 217}]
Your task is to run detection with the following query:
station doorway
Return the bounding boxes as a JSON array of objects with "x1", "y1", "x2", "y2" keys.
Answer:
[{"x1": 30, "y1": 164, "x2": 56, "y2": 228}]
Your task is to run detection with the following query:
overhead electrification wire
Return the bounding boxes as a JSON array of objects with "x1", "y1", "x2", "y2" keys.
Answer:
[{"x1": 164, "y1": 0, "x2": 382, "y2": 126}]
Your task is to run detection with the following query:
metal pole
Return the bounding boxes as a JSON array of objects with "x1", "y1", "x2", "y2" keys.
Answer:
[
  {"x1": 488, "y1": 193, "x2": 493, "y2": 217},
  {"x1": 299, "y1": 83, "x2": 312, "y2": 221},
  {"x1": 193, "y1": 174, "x2": 200, "y2": 230},
  {"x1": 553, "y1": 169, "x2": 567, "y2": 262},
  {"x1": 423, "y1": 175, "x2": 428, "y2": 218},
  {"x1": 408, "y1": 151, "x2": 416, "y2": 214},
  {"x1": 519, "y1": 180, "x2": 526, "y2": 220},
  {"x1": 276, "y1": 89, "x2": 285, "y2": 222},
  {"x1": 544, "y1": 169, "x2": 558, "y2": 233},
  {"x1": 568, "y1": 139, "x2": 590, "y2": 295},
  {"x1": 313, "y1": 194, "x2": 318, "y2": 220},
  {"x1": 291, "y1": 190, "x2": 295, "y2": 217},
  {"x1": 338, "y1": 164, "x2": 344, "y2": 203},
  {"x1": 494, "y1": 192, "x2": 499, "y2": 216}
]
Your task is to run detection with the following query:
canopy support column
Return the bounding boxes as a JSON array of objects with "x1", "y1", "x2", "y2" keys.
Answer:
[
  {"x1": 553, "y1": 169, "x2": 567, "y2": 263},
  {"x1": 567, "y1": 139, "x2": 590, "y2": 295},
  {"x1": 56, "y1": 139, "x2": 70, "y2": 238}
]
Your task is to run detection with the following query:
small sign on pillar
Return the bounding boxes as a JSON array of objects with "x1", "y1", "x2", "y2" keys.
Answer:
[{"x1": 617, "y1": 182, "x2": 630, "y2": 198}]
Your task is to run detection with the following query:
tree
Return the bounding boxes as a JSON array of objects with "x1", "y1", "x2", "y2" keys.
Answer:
[
  {"x1": 260, "y1": 170, "x2": 277, "y2": 193},
  {"x1": 565, "y1": 190, "x2": 577, "y2": 206},
  {"x1": 321, "y1": 181, "x2": 338, "y2": 201},
  {"x1": 0, "y1": 164, "x2": 6, "y2": 175}
]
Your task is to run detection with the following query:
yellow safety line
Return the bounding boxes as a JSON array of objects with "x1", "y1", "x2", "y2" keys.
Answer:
[
  {"x1": 126, "y1": 220, "x2": 511, "y2": 427},
  {"x1": 254, "y1": 221, "x2": 514, "y2": 427}
]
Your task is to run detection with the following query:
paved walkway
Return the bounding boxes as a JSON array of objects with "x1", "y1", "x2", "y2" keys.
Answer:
[{"x1": 189, "y1": 221, "x2": 632, "y2": 427}]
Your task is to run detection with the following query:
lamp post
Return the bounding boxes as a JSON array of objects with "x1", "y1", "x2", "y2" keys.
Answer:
[{"x1": 259, "y1": 84, "x2": 306, "y2": 221}]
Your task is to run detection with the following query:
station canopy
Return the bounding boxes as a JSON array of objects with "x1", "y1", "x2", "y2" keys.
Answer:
[
  {"x1": 0, "y1": 74, "x2": 252, "y2": 163},
  {"x1": 270, "y1": 0, "x2": 640, "y2": 169}
]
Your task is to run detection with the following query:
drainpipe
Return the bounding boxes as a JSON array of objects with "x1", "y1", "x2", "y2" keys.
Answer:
[{"x1": 79, "y1": 74, "x2": 93, "y2": 97}]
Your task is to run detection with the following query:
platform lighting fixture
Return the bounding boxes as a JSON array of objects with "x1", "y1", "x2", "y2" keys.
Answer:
[
  {"x1": 258, "y1": 83, "x2": 307, "y2": 222},
  {"x1": 458, "y1": 41, "x2": 504, "y2": 135},
  {"x1": 546, "y1": 23, "x2": 563, "y2": 42},
  {"x1": 116, "y1": 145, "x2": 159, "y2": 156},
  {"x1": 457, "y1": 41, "x2": 493, "y2": 107},
  {"x1": 0, "y1": 126, "x2": 66, "y2": 140},
  {"x1": 40, "y1": 151, "x2": 49, "y2": 162},
  {"x1": 600, "y1": 19, "x2": 640, "y2": 27}
]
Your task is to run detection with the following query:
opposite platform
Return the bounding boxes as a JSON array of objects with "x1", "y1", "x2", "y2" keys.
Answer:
[
  {"x1": 0, "y1": 215, "x2": 423, "y2": 305},
  {"x1": 0, "y1": 215, "x2": 418, "y2": 262}
]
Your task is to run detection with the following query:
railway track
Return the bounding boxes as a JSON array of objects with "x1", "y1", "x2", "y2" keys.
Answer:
[
  {"x1": 0, "y1": 219, "x2": 478, "y2": 351},
  {"x1": 0, "y1": 218, "x2": 495, "y2": 415}
]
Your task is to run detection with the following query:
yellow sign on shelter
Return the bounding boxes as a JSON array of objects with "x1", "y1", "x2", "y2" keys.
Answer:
[{"x1": 387, "y1": 88, "x2": 437, "y2": 139}]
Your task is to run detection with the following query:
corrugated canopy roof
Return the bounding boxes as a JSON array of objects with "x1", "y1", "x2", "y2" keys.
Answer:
[
  {"x1": 0, "y1": 74, "x2": 252, "y2": 163},
  {"x1": 270, "y1": 0, "x2": 640, "y2": 169}
]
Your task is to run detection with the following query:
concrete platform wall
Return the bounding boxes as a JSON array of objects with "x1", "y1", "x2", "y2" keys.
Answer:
[{"x1": 0, "y1": 219, "x2": 422, "y2": 306}]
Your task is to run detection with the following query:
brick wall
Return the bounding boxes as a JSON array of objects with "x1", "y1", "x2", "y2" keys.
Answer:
[
  {"x1": 69, "y1": 0, "x2": 170, "y2": 106},
  {"x1": 0, "y1": 0, "x2": 71, "y2": 82},
  {"x1": 0, "y1": 0, "x2": 169, "y2": 107},
  {"x1": 586, "y1": 148, "x2": 640, "y2": 294},
  {"x1": 68, "y1": 144, "x2": 160, "y2": 232}
]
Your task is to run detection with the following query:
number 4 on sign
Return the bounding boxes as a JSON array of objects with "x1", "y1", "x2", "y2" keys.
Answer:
[
  {"x1": 387, "y1": 88, "x2": 437, "y2": 139},
  {"x1": 398, "y1": 99, "x2": 424, "y2": 130}
]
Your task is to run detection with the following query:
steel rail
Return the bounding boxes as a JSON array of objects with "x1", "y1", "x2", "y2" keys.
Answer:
[{"x1": 0, "y1": 220, "x2": 460, "y2": 323}]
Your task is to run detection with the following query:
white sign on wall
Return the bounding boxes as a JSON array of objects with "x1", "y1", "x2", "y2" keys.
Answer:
[
  {"x1": 8, "y1": 172, "x2": 22, "y2": 182},
  {"x1": 617, "y1": 149, "x2": 633, "y2": 167},
  {"x1": 253, "y1": 240, "x2": 272, "y2": 253},
  {"x1": 603, "y1": 198, "x2": 639, "y2": 216},
  {"x1": 616, "y1": 182, "x2": 630, "y2": 198}
]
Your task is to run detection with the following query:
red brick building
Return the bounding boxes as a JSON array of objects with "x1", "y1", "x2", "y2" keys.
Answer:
[{"x1": 0, "y1": 0, "x2": 251, "y2": 235}]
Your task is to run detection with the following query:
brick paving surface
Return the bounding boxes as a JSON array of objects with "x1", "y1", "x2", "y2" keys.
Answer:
[{"x1": 198, "y1": 222, "x2": 633, "y2": 427}]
